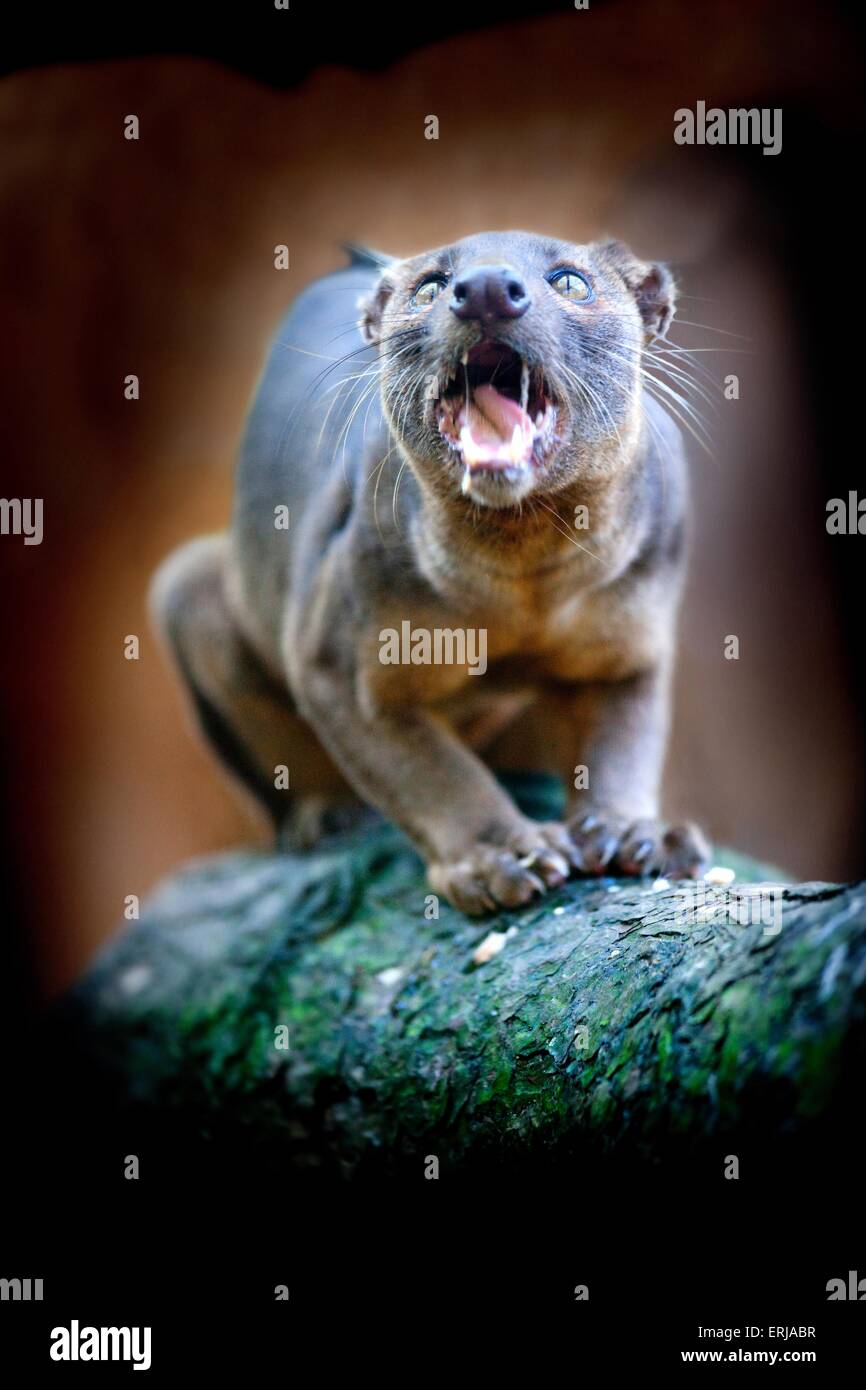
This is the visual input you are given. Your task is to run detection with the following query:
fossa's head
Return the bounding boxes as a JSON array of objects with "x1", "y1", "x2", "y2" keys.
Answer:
[{"x1": 360, "y1": 230, "x2": 675, "y2": 508}]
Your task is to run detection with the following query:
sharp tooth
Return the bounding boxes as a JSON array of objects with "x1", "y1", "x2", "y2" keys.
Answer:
[
  {"x1": 461, "y1": 350, "x2": 468, "y2": 366},
  {"x1": 461, "y1": 466, "x2": 472, "y2": 495},
  {"x1": 535, "y1": 411, "x2": 543, "y2": 428},
  {"x1": 520, "y1": 362, "x2": 529, "y2": 413},
  {"x1": 511, "y1": 424, "x2": 524, "y2": 461}
]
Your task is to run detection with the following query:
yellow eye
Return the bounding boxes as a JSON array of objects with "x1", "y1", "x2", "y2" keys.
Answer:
[
  {"x1": 549, "y1": 270, "x2": 592, "y2": 302},
  {"x1": 412, "y1": 277, "x2": 445, "y2": 308}
]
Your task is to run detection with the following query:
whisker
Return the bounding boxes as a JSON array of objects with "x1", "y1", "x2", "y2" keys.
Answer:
[{"x1": 532, "y1": 496, "x2": 604, "y2": 563}]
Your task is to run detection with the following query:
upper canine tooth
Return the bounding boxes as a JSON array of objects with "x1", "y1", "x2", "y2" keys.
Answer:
[{"x1": 520, "y1": 362, "x2": 529, "y2": 413}]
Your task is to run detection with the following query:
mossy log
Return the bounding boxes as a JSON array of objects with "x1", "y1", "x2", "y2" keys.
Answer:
[{"x1": 60, "y1": 775, "x2": 866, "y2": 1178}]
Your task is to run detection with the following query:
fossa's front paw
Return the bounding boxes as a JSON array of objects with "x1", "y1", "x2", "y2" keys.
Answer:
[
  {"x1": 568, "y1": 811, "x2": 709, "y2": 880},
  {"x1": 427, "y1": 820, "x2": 578, "y2": 916}
]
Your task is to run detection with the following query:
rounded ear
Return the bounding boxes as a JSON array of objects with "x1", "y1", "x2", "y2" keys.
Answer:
[
  {"x1": 358, "y1": 272, "x2": 395, "y2": 346},
  {"x1": 594, "y1": 239, "x2": 677, "y2": 339}
]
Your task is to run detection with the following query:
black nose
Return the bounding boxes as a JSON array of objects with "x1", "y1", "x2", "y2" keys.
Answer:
[{"x1": 450, "y1": 264, "x2": 530, "y2": 322}]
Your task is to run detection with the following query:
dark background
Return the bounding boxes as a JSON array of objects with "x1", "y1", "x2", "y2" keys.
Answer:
[{"x1": 1, "y1": 0, "x2": 864, "y2": 1348}]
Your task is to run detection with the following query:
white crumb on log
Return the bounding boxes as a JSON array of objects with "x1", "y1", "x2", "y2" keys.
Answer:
[
  {"x1": 705, "y1": 865, "x2": 736, "y2": 885},
  {"x1": 472, "y1": 926, "x2": 518, "y2": 965},
  {"x1": 376, "y1": 967, "x2": 404, "y2": 987},
  {"x1": 118, "y1": 965, "x2": 151, "y2": 995}
]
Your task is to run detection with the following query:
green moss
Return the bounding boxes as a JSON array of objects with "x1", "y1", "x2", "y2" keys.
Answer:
[{"x1": 60, "y1": 774, "x2": 864, "y2": 1172}]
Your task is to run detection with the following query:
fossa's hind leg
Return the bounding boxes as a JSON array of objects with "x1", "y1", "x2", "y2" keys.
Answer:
[{"x1": 150, "y1": 535, "x2": 359, "y2": 844}]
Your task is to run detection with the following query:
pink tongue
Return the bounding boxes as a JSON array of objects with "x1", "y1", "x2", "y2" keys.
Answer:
[{"x1": 458, "y1": 383, "x2": 534, "y2": 467}]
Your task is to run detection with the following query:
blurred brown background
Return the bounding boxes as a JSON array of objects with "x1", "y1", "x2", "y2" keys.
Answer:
[{"x1": 1, "y1": 0, "x2": 863, "y2": 997}]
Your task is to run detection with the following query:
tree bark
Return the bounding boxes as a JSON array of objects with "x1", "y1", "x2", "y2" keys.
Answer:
[{"x1": 59, "y1": 775, "x2": 866, "y2": 1177}]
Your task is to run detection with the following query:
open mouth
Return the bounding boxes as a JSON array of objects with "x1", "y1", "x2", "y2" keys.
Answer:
[{"x1": 435, "y1": 341, "x2": 558, "y2": 486}]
